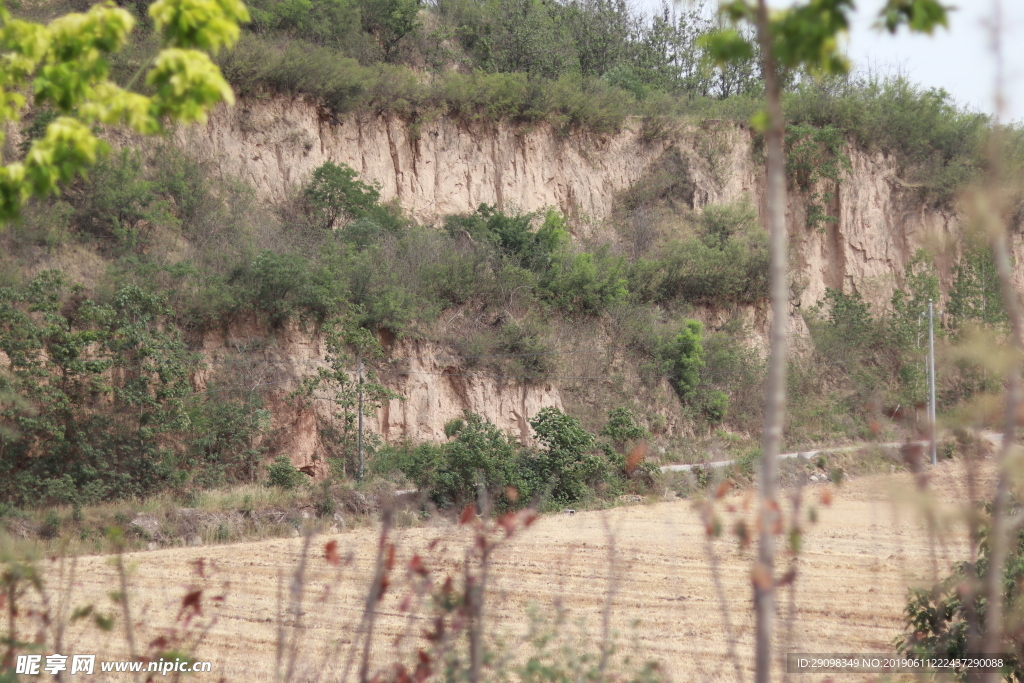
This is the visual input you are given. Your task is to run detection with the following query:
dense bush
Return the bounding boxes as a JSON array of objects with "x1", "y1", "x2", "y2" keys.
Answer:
[
  {"x1": 185, "y1": 390, "x2": 272, "y2": 487},
  {"x1": 0, "y1": 273, "x2": 197, "y2": 505},
  {"x1": 304, "y1": 160, "x2": 405, "y2": 235},
  {"x1": 402, "y1": 413, "x2": 526, "y2": 512},
  {"x1": 784, "y1": 75, "x2": 990, "y2": 202},
  {"x1": 266, "y1": 456, "x2": 306, "y2": 490},
  {"x1": 630, "y1": 199, "x2": 770, "y2": 305},
  {"x1": 525, "y1": 407, "x2": 617, "y2": 507},
  {"x1": 378, "y1": 409, "x2": 651, "y2": 512}
]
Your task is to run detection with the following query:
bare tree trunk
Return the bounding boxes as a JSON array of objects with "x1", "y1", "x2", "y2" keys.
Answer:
[
  {"x1": 754, "y1": 2, "x2": 789, "y2": 681},
  {"x1": 983, "y1": 4, "x2": 1024, "y2": 676},
  {"x1": 983, "y1": 229, "x2": 1022, "y2": 680}
]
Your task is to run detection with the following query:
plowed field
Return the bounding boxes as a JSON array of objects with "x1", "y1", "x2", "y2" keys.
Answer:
[{"x1": 45, "y1": 458, "x2": 980, "y2": 681}]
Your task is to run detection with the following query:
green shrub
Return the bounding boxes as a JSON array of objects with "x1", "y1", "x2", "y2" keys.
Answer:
[
  {"x1": 0, "y1": 274, "x2": 196, "y2": 506},
  {"x1": 784, "y1": 124, "x2": 851, "y2": 230},
  {"x1": 733, "y1": 447, "x2": 761, "y2": 478},
  {"x1": 701, "y1": 390, "x2": 729, "y2": 425},
  {"x1": 785, "y1": 75, "x2": 990, "y2": 202},
  {"x1": 628, "y1": 200, "x2": 768, "y2": 307},
  {"x1": 443, "y1": 418, "x2": 466, "y2": 438},
  {"x1": 304, "y1": 161, "x2": 405, "y2": 234},
  {"x1": 947, "y1": 243, "x2": 1008, "y2": 331},
  {"x1": 401, "y1": 413, "x2": 526, "y2": 512},
  {"x1": 444, "y1": 205, "x2": 567, "y2": 272},
  {"x1": 71, "y1": 148, "x2": 174, "y2": 245},
  {"x1": 896, "y1": 510, "x2": 1024, "y2": 679},
  {"x1": 184, "y1": 391, "x2": 272, "y2": 487},
  {"x1": 600, "y1": 407, "x2": 648, "y2": 450},
  {"x1": 656, "y1": 320, "x2": 706, "y2": 401},
  {"x1": 266, "y1": 456, "x2": 306, "y2": 490},
  {"x1": 541, "y1": 247, "x2": 628, "y2": 315},
  {"x1": 525, "y1": 407, "x2": 614, "y2": 507},
  {"x1": 40, "y1": 510, "x2": 62, "y2": 540}
]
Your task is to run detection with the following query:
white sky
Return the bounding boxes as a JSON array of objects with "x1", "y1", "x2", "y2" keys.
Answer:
[
  {"x1": 844, "y1": 0, "x2": 1024, "y2": 122},
  {"x1": 640, "y1": 0, "x2": 1024, "y2": 122}
]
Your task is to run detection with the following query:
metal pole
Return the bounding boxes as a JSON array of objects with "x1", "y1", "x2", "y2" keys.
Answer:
[
  {"x1": 357, "y1": 359, "x2": 364, "y2": 481},
  {"x1": 929, "y1": 300, "x2": 937, "y2": 465}
]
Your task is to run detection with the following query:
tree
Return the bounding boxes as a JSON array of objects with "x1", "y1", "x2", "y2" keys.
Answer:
[
  {"x1": 948, "y1": 243, "x2": 1008, "y2": 331},
  {"x1": 659, "y1": 319, "x2": 706, "y2": 401},
  {"x1": 0, "y1": 272, "x2": 198, "y2": 504},
  {"x1": 0, "y1": 0, "x2": 248, "y2": 223},
  {"x1": 288, "y1": 315, "x2": 400, "y2": 479},
  {"x1": 702, "y1": 1, "x2": 949, "y2": 679},
  {"x1": 360, "y1": 0, "x2": 420, "y2": 61},
  {"x1": 527, "y1": 407, "x2": 608, "y2": 507},
  {"x1": 413, "y1": 412, "x2": 525, "y2": 512}
]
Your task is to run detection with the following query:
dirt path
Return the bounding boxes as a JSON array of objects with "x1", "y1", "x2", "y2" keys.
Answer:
[{"x1": 44, "y1": 459, "x2": 980, "y2": 682}]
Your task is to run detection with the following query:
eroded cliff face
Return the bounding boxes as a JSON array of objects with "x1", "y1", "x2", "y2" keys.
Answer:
[
  {"x1": 179, "y1": 98, "x2": 998, "y2": 310},
  {"x1": 176, "y1": 98, "x2": 1018, "y2": 466},
  {"x1": 176, "y1": 98, "x2": 673, "y2": 225},
  {"x1": 192, "y1": 320, "x2": 562, "y2": 472}
]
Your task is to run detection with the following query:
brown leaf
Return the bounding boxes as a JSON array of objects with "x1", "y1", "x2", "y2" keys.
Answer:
[
  {"x1": 408, "y1": 554, "x2": 428, "y2": 576},
  {"x1": 415, "y1": 650, "x2": 432, "y2": 683},
  {"x1": 626, "y1": 442, "x2": 649, "y2": 474},
  {"x1": 324, "y1": 540, "x2": 340, "y2": 567},
  {"x1": 399, "y1": 593, "x2": 412, "y2": 612},
  {"x1": 149, "y1": 636, "x2": 169, "y2": 650},
  {"x1": 498, "y1": 512, "x2": 517, "y2": 536},
  {"x1": 459, "y1": 504, "x2": 476, "y2": 525},
  {"x1": 820, "y1": 488, "x2": 833, "y2": 507},
  {"x1": 505, "y1": 486, "x2": 520, "y2": 503},
  {"x1": 395, "y1": 664, "x2": 411, "y2": 683},
  {"x1": 192, "y1": 558, "x2": 206, "y2": 579},
  {"x1": 178, "y1": 590, "x2": 202, "y2": 622},
  {"x1": 521, "y1": 509, "x2": 538, "y2": 527},
  {"x1": 902, "y1": 441, "x2": 925, "y2": 472},
  {"x1": 378, "y1": 576, "x2": 390, "y2": 599},
  {"x1": 715, "y1": 478, "x2": 733, "y2": 500}
]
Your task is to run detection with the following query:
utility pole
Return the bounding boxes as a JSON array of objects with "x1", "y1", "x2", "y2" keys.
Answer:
[
  {"x1": 357, "y1": 359, "x2": 364, "y2": 481},
  {"x1": 928, "y1": 300, "x2": 937, "y2": 465}
]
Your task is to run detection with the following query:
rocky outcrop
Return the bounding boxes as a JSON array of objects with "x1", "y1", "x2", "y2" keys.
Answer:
[{"x1": 374, "y1": 339, "x2": 562, "y2": 445}]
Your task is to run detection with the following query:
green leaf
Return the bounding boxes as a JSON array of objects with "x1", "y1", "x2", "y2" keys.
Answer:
[{"x1": 877, "y1": 0, "x2": 950, "y2": 35}]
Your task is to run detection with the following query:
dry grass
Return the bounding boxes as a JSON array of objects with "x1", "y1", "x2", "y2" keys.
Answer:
[{"x1": 26, "y1": 457, "x2": 984, "y2": 682}]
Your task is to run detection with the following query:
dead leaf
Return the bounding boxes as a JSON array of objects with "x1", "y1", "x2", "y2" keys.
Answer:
[{"x1": 324, "y1": 540, "x2": 339, "y2": 567}]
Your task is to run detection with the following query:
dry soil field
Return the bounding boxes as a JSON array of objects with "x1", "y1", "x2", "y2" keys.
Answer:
[{"x1": 38, "y1": 459, "x2": 982, "y2": 682}]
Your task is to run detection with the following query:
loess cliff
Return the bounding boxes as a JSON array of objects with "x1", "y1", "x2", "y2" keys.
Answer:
[{"x1": 160, "y1": 97, "x2": 1012, "y2": 469}]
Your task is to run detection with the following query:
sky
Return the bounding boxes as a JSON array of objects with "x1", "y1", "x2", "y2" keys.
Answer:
[
  {"x1": 843, "y1": 0, "x2": 1024, "y2": 122},
  {"x1": 639, "y1": 1, "x2": 1024, "y2": 122}
]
